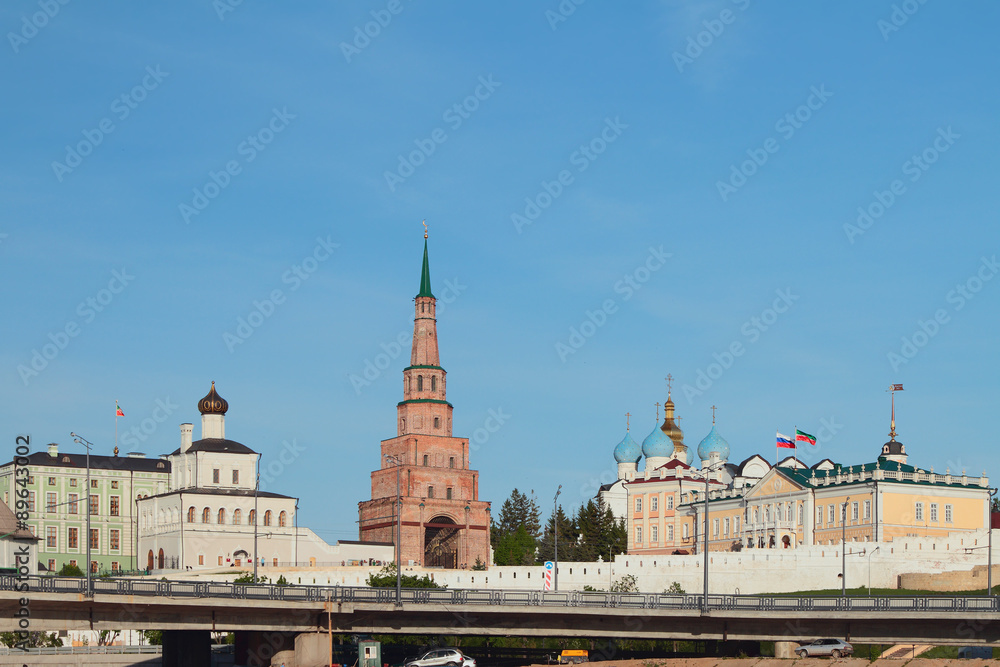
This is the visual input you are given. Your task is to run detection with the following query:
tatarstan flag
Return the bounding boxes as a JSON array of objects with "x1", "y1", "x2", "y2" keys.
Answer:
[
  {"x1": 116, "y1": 402, "x2": 124, "y2": 417},
  {"x1": 796, "y1": 429, "x2": 816, "y2": 446}
]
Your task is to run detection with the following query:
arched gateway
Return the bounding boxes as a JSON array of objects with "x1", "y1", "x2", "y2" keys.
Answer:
[{"x1": 424, "y1": 516, "x2": 460, "y2": 568}]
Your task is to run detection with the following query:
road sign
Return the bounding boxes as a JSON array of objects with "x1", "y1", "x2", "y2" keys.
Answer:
[{"x1": 543, "y1": 561, "x2": 554, "y2": 591}]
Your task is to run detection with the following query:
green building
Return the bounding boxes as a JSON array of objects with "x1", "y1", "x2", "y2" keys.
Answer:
[{"x1": 0, "y1": 442, "x2": 170, "y2": 573}]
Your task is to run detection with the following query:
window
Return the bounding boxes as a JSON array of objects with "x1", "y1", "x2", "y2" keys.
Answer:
[
  {"x1": 70, "y1": 478, "x2": 77, "y2": 487},
  {"x1": 682, "y1": 524, "x2": 689, "y2": 539},
  {"x1": 930, "y1": 503, "x2": 938, "y2": 522},
  {"x1": 945, "y1": 504, "x2": 953, "y2": 523},
  {"x1": 713, "y1": 518, "x2": 720, "y2": 536},
  {"x1": 852, "y1": 502, "x2": 859, "y2": 521},
  {"x1": 233, "y1": 509, "x2": 242, "y2": 525},
  {"x1": 213, "y1": 469, "x2": 220, "y2": 484},
  {"x1": 68, "y1": 493, "x2": 78, "y2": 514},
  {"x1": 202, "y1": 507, "x2": 211, "y2": 523},
  {"x1": 635, "y1": 526, "x2": 642, "y2": 544},
  {"x1": 48, "y1": 476, "x2": 55, "y2": 486},
  {"x1": 90, "y1": 495, "x2": 98, "y2": 515},
  {"x1": 46, "y1": 526, "x2": 57, "y2": 548},
  {"x1": 864, "y1": 500, "x2": 871, "y2": 520},
  {"x1": 27, "y1": 491, "x2": 35, "y2": 513},
  {"x1": 279, "y1": 511, "x2": 287, "y2": 527},
  {"x1": 915, "y1": 502, "x2": 924, "y2": 521},
  {"x1": 264, "y1": 510, "x2": 272, "y2": 526},
  {"x1": 417, "y1": 375, "x2": 423, "y2": 391},
  {"x1": 428, "y1": 486, "x2": 435, "y2": 499},
  {"x1": 187, "y1": 507, "x2": 196, "y2": 522},
  {"x1": 449, "y1": 457, "x2": 455, "y2": 469},
  {"x1": 734, "y1": 516, "x2": 741, "y2": 533},
  {"x1": 798, "y1": 504, "x2": 804, "y2": 525},
  {"x1": 47, "y1": 559, "x2": 55, "y2": 571},
  {"x1": 724, "y1": 517, "x2": 730, "y2": 536},
  {"x1": 199, "y1": 555, "x2": 205, "y2": 565},
  {"x1": 69, "y1": 559, "x2": 77, "y2": 568},
  {"x1": 218, "y1": 556, "x2": 223, "y2": 565},
  {"x1": 446, "y1": 488, "x2": 453, "y2": 500},
  {"x1": 667, "y1": 525, "x2": 674, "y2": 541},
  {"x1": 431, "y1": 376, "x2": 437, "y2": 391},
  {"x1": 249, "y1": 510, "x2": 256, "y2": 525},
  {"x1": 434, "y1": 417, "x2": 440, "y2": 429},
  {"x1": 667, "y1": 495, "x2": 674, "y2": 510},
  {"x1": 828, "y1": 505, "x2": 835, "y2": 524},
  {"x1": 218, "y1": 508, "x2": 226, "y2": 524},
  {"x1": 233, "y1": 470, "x2": 239, "y2": 484},
  {"x1": 110, "y1": 496, "x2": 120, "y2": 517},
  {"x1": 91, "y1": 479, "x2": 98, "y2": 489},
  {"x1": 635, "y1": 497, "x2": 642, "y2": 513},
  {"x1": 110, "y1": 529, "x2": 120, "y2": 551},
  {"x1": 46, "y1": 492, "x2": 56, "y2": 512},
  {"x1": 111, "y1": 480, "x2": 119, "y2": 489},
  {"x1": 817, "y1": 506, "x2": 823, "y2": 524},
  {"x1": 90, "y1": 529, "x2": 99, "y2": 549},
  {"x1": 273, "y1": 558, "x2": 278, "y2": 567},
  {"x1": 651, "y1": 525, "x2": 658, "y2": 543},
  {"x1": 651, "y1": 496, "x2": 659, "y2": 512},
  {"x1": 423, "y1": 455, "x2": 429, "y2": 466}
]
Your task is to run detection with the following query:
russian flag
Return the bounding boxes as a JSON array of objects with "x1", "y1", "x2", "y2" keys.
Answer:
[{"x1": 777, "y1": 432, "x2": 795, "y2": 449}]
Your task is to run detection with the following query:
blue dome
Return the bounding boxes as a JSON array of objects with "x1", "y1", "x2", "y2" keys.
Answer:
[
  {"x1": 641, "y1": 424, "x2": 672, "y2": 459},
  {"x1": 613, "y1": 431, "x2": 642, "y2": 464},
  {"x1": 697, "y1": 424, "x2": 730, "y2": 461}
]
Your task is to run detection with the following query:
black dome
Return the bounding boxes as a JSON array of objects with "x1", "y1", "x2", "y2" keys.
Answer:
[{"x1": 198, "y1": 381, "x2": 228, "y2": 415}]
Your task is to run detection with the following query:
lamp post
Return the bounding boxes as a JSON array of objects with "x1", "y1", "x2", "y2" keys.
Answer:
[
  {"x1": 384, "y1": 454, "x2": 403, "y2": 607},
  {"x1": 69, "y1": 433, "x2": 93, "y2": 597},
  {"x1": 253, "y1": 454, "x2": 260, "y2": 582},
  {"x1": 690, "y1": 461, "x2": 724, "y2": 614},
  {"x1": 989, "y1": 488, "x2": 997, "y2": 598},
  {"x1": 867, "y1": 546, "x2": 880, "y2": 595},
  {"x1": 841, "y1": 495, "x2": 851, "y2": 597},
  {"x1": 553, "y1": 485, "x2": 562, "y2": 592}
]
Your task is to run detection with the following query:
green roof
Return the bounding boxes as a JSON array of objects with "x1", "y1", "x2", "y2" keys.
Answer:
[{"x1": 417, "y1": 239, "x2": 434, "y2": 298}]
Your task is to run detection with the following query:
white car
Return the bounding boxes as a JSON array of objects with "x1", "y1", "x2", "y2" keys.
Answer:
[
  {"x1": 795, "y1": 638, "x2": 854, "y2": 658},
  {"x1": 405, "y1": 648, "x2": 476, "y2": 667}
]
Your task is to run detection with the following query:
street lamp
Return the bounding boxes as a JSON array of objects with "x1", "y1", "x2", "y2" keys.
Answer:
[
  {"x1": 841, "y1": 495, "x2": 851, "y2": 597},
  {"x1": 384, "y1": 454, "x2": 403, "y2": 607},
  {"x1": 253, "y1": 454, "x2": 260, "y2": 582},
  {"x1": 689, "y1": 461, "x2": 725, "y2": 614},
  {"x1": 553, "y1": 485, "x2": 562, "y2": 592},
  {"x1": 867, "y1": 546, "x2": 880, "y2": 595},
  {"x1": 69, "y1": 433, "x2": 93, "y2": 597},
  {"x1": 988, "y1": 488, "x2": 997, "y2": 598}
]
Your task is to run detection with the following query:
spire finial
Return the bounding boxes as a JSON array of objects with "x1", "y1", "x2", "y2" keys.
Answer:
[
  {"x1": 625, "y1": 412, "x2": 631, "y2": 431},
  {"x1": 422, "y1": 219, "x2": 428, "y2": 239},
  {"x1": 710, "y1": 405, "x2": 717, "y2": 424},
  {"x1": 887, "y1": 384, "x2": 903, "y2": 439},
  {"x1": 666, "y1": 374, "x2": 673, "y2": 398},
  {"x1": 655, "y1": 402, "x2": 660, "y2": 423}
]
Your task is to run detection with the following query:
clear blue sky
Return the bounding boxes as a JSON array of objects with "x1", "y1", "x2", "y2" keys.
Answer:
[{"x1": 2, "y1": 2, "x2": 998, "y2": 543}]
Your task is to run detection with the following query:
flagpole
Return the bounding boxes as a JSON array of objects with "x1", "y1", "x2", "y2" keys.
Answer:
[{"x1": 115, "y1": 400, "x2": 118, "y2": 453}]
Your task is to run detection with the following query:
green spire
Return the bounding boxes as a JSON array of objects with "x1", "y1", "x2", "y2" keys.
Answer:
[{"x1": 417, "y1": 238, "x2": 434, "y2": 298}]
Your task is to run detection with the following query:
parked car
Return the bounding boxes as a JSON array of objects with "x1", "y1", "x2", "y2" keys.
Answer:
[
  {"x1": 795, "y1": 638, "x2": 854, "y2": 658},
  {"x1": 558, "y1": 649, "x2": 589, "y2": 664},
  {"x1": 404, "y1": 648, "x2": 476, "y2": 667},
  {"x1": 958, "y1": 646, "x2": 992, "y2": 659}
]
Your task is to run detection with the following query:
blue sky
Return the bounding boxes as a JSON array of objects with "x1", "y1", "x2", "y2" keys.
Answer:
[{"x1": 2, "y1": 1, "x2": 998, "y2": 543}]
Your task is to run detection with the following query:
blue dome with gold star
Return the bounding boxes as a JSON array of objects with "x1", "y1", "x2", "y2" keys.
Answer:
[
  {"x1": 697, "y1": 424, "x2": 730, "y2": 461},
  {"x1": 613, "y1": 431, "x2": 642, "y2": 464},
  {"x1": 641, "y1": 424, "x2": 672, "y2": 459}
]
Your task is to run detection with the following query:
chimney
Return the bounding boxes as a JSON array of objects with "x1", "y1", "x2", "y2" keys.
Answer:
[
  {"x1": 180, "y1": 423, "x2": 193, "y2": 453},
  {"x1": 47, "y1": 443, "x2": 58, "y2": 458}
]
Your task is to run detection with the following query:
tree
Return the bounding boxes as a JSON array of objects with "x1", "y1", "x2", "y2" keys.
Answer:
[
  {"x1": 664, "y1": 582, "x2": 685, "y2": 594},
  {"x1": 537, "y1": 504, "x2": 576, "y2": 563},
  {"x1": 0, "y1": 631, "x2": 62, "y2": 648},
  {"x1": 143, "y1": 630, "x2": 163, "y2": 645},
  {"x1": 57, "y1": 562, "x2": 84, "y2": 577},
  {"x1": 97, "y1": 630, "x2": 120, "y2": 646},
  {"x1": 493, "y1": 525, "x2": 536, "y2": 566},
  {"x1": 232, "y1": 572, "x2": 268, "y2": 584},
  {"x1": 610, "y1": 574, "x2": 639, "y2": 593},
  {"x1": 366, "y1": 562, "x2": 444, "y2": 589}
]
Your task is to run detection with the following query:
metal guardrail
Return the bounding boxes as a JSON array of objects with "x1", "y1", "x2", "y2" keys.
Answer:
[
  {"x1": 0, "y1": 645, "x2": 163, "y2": 655},
  {"x1": 3, "y1": 575, "x2": 999, "y2": 613}
]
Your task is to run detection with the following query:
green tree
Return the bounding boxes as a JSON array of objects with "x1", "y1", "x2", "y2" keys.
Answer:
[
  {"x1": 537, "y1": 504, "x2": 576, "y2": 563},
  {"x1": 493, "y1": 525, "x2": 536, "y2": 566},
  {"x1": 143, "y1": 630, "x2": 163, "y2": 645},
  {"x1": 232, "y1": 572, "x2": 268, "y2": 584},
  {"x1": 57, "y1": 562, "x2": 84, "y2": 577},
  {"x1": 610, "y1": 574, "x2": 639, "y2": 592},
  {"x1": 0, "y1": 631, "x2": 62, "y2": 648},
  {"x1": 366, "y1": 562, "x2": 444, "y2": 589}
]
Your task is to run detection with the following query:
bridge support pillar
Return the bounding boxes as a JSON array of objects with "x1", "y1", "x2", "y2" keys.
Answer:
[
  {"x1": 774, "y1": 641, "x2": 799, "y2": 659},
  {"x1": 162, "y1": 629, "x2": 211, "y2": 667},
  {"x1": 288, "y1": 632, "x2": 332, "y2": 667},
  {"x1": 235, "y1": 630, "x2": 298, "y2": 667}
]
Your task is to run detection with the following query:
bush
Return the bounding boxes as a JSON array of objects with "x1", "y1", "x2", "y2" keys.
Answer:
[{"x1": 57, "y1": 563, "x2": 84, "y2": 577}]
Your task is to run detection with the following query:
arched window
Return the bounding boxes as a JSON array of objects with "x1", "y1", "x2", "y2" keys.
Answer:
[
  {"x1": 434, "y1": 417, "x2": 441, "y2": 429},
  {"x1": 187, "y1": 507, "x2": 196, "y2": 523},
  {"x1": 417, "y1": 375, "x2": 423, "y2": 391},
  {"x1": 157, "y1": 549, "x2": 164, "y2": 569},
  {"x1": 431, "y1": 376, "x2": 437, "y2": 391},
  {"x1": 202, "y1": 507, "x2": 211, "y2": 523},
  {"x1": 264, "y1": 510, "x2": 272, "y2": 527},
  {"x1": 249, "y1": 509, "x2": 256, "y2": 525},
  {"x1": 405, "y1": 377, "x2": 409, "y2": 392},
  {"x1": 233, "y1": 509, "x2": 242, "y2": 525},
  {"x1": 147, "y1": 550, "x2": 154, "y2": 570},
  {"x1": 279, "y1": 511, "x2": 287, "y2": 527},
  {"x1": 218, "y1": 508, "x2": 226, "y2": 524}
]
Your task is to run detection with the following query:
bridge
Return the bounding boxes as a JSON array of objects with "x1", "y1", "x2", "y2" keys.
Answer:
[{"x1": 2, "y1": 576, "x2": 999, "y2": 665}]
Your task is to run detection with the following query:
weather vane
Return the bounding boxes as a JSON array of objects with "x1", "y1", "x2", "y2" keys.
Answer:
[{"x1": 422, "y1": 219, "x2": 428, "y2": 239}]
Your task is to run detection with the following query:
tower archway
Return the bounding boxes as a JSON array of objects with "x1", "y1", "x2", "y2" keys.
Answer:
[{"x1": 424, "y1": 515, "x2": 460, "y2": 568}]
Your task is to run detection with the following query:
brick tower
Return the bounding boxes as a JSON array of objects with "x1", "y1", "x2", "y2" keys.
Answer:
[{"x1": 358, "y1": 233, "x2": 491, "y2": 568}]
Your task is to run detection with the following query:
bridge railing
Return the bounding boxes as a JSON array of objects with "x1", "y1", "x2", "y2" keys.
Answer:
[{"x1": 3, "y1": 575, "x2": 1000, "y2": 614}]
